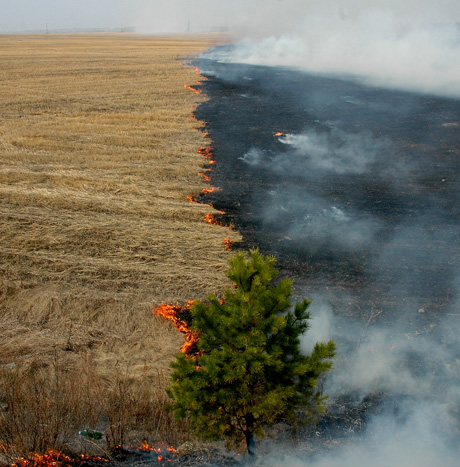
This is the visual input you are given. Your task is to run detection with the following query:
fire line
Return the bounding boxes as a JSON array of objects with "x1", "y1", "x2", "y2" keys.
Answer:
[
  {"x1": 153, "y1": 302, "x2": 199, "y2": 356},
  {"x1": 184, "y1": 83, "x2": 201, "y2": 95}
]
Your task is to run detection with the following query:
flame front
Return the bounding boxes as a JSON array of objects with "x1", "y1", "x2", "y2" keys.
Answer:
[
  {"x1": 197, "y1": 146, "x2": 215, "y2": 164},
  {"x1": 184, "y1": 83, "x2": 201, "y2": 95},
  {"x1": 153, "y1": 302, "x2": 199, "y2": 355}
]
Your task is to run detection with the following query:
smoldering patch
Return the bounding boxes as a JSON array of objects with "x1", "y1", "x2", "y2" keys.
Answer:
[
  {"x1": 276, "y1": 129, "x2": 385, "y2": 175},
  {"x1": 262, "y1": 190, "x2": 382, "y2": 254}
]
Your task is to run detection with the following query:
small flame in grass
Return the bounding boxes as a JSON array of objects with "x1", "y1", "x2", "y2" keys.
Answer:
[
  {"x1": 198, "y1": 172, "x2": 211, "y2": 182},
  {"x1": 153, "y1": 302, "x2": 199, "y2": 355},
  {"x1": 197, "y1": 146, "x2": 215, "y2": 165},
  {"x1": 131, "y1": 441, "x2": 177, "y2": 462},
  {"x1": 274, "y1": 131, "x2": 284, "y2": 137},
  {"x1": 11, "y1": 450, "x2": 109, "y2": 467},
  {"x1": 201, "y1": 187, "x2": 217, "y2": 195},
  {"x1": 224, "y1": 237, "x2": 232, "y2": 251},
  {"x1": 184, "y1": 83, "x2": 201, "y2": 95},
  {"x1": 197, "y1": 146, "x2": 213, "y2": 159},
  {"x1": 137, "y1": 440, "x2": 159, "y2": 452},
  {"x1": 204, "y1": 213, "x2": 219, "y2": 225},
  {"x1": 204, "y1": 213, "x2": 233, "y2": 230}
]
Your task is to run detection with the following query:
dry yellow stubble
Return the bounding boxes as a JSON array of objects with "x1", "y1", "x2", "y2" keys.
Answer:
[{"x1": 0, "y1": 34, "x2": 241, "y2": 387}]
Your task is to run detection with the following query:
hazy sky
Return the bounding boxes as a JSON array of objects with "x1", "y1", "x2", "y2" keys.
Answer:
[
  {"x1": 2, "y1": 0, "x2": 460, "y2": 97},
  {"x1": 0, "y1": 0, "x2": 224, "y2": 33},
  {"x1": 1, "y1": 0, "x2": 459, "y2": 34}
]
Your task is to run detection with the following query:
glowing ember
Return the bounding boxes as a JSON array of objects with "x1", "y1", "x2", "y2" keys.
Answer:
[
  {"x1": 153, "y1": 302, "x2": 199, "y2": 355},
  {"x1": 184, "y1": 83, "x2": 201, "y2": 95}
]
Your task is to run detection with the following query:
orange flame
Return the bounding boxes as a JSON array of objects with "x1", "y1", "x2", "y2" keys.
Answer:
[
  {"x1": 197, "y1": 146, "x2": 215, "y2": 165},
  {"x1": 224, "y1": 237, "x2": 232, "y2": 251},
  {"x1": 197, "y1": 146, "x2": 213, "y2": 159},
  {"x1": 184, "y1": 83, "x2": 201, "y2": 95},
  {"x1": 201, "y1": 187, "x2": 216, "y2": 195},
  {"x1": 198, "y1": 172, "x2": 211, "y2": 182},
  {"x1": 153, "y1": 302, "x2": 200, "y2": 355},
  {"x1": 204, "y1": 213, "x2": 218, "y2": 225},
  {"x1": 274, "y1": 131, "x2": 284, "y2": 137},
  {"x1": 12, "y1": 450, "x2": 109, "y2": 467},
  {"x1": 204, "y1": 213, "x2": 232, "y2": 229},
  {"x1": 133, "y1": 442, "x2": 177, "y2": 462}
]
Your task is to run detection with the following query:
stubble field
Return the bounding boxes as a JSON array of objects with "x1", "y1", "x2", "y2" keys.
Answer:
[{"x1": 0, "y1": 33, "x2": 240, "y2": 456}]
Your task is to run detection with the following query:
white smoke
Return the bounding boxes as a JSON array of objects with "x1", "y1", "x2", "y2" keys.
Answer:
[
  {"x1": 262, "y1": 190, "x2": 381, "y2": 253},
  {"x1": 266, "y1": 401, "x2": 459, "y2": 466},
  {"x1": 290, "y1": 297, "x2": 460, "y2": 467},
  {"x1": 276, "y1": 129, "x2": 384, "y2": 175},
  {"x1": 197, "y1": 0, "x2": 460, "y2": 98}
]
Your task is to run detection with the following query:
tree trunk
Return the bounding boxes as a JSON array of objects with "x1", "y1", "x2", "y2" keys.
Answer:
[
  {"x1": 245, "y1": 431, "x2": 256, "y2": 456},
  {"x1": 244, "y1": 414, "x2": 256, "y2": 457}
]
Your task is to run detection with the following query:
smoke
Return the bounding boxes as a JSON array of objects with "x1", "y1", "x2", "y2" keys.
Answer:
[
  {"x1": 266, "y1": 402, "x2": 459, "y2": 466},
  {"x1": 261, "y1": 189, "x2": 381, "y2": 254},
  {"x1": 287, "y1": 298, "x2": 460, "y2": 467},
  {"x1": 193, "y1": 46, "x2": 460, "y2": 463},
  {"x1": 195, "y1": 0, "x2": 460, "y2": 98},
  {"x1": 276, "y1": 129, "x2": 387, "y2": 175}
]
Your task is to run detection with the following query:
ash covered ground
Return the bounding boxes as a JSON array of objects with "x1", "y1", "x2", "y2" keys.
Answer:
[{"x1": 189, "y1": 55, "x2": 460, "y2": 465}]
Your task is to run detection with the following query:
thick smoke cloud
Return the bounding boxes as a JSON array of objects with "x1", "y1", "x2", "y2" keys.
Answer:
[{"x1": 196, "y1": 0, "x2": 460, "y2": 98}]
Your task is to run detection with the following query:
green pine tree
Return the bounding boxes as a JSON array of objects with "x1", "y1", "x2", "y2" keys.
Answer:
[{"x1": 167, "y1": 249, "x2": 336, "y2": 455}]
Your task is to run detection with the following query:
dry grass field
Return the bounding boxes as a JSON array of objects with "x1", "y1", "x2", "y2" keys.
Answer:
[{"x1": 0, "y1": 33, "x2": 240, "y2": 456}]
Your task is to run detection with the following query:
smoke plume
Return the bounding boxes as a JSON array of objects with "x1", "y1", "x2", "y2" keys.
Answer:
[{"x1": 195, "y1": 0, "x2": 460, "y2": 98}]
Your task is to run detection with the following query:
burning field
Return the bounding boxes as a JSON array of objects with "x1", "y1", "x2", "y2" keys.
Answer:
[{"x1": 1, "y1": 25, "x2": 459, "y2": 466}]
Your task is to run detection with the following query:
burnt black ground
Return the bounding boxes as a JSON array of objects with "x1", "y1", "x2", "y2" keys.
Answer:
[
  {"x1": 193, "y1": 56, "x2": 460, "y2": 323},
  {"x1": 185, "y1": 55, "x2": 460, "y2": 459}
]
